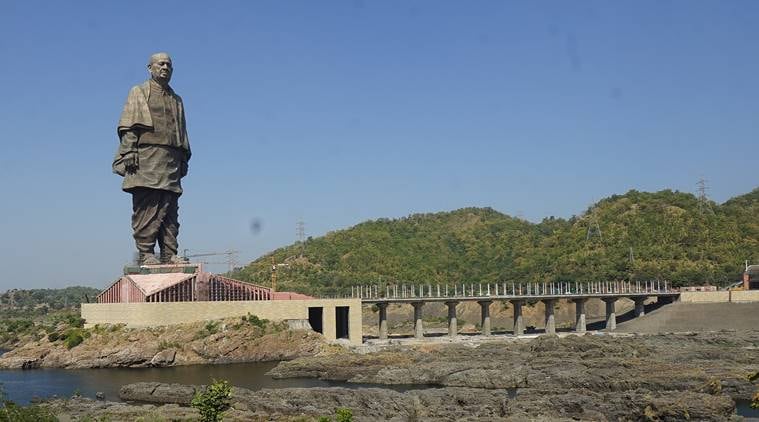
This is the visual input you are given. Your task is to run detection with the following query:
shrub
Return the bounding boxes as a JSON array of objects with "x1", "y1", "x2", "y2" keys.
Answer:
[
  {"x1": 0, "y1": 401, "x2": 57, "y2": 422},
  {"x1": 241, "y1": 313, "x2": 268, "y2": 329},
  {"x1": 191, "y1": 379, "x2": 232, "y2": 422},
  {"x1": 205, "y1": 321, "x2": 219, "y2": 335},
  {"x1": 0, "y1": 385, "x2": 57, "y2": 422},
  {"x1": 158, "y1": 340, "x2": 180, "y2": 351},
  {"x1": 63, "y1": 329, "x2": 84, "y2": 349},
  {"x1": 335, "y1": 408, "x2": 353, "y2": 422}
]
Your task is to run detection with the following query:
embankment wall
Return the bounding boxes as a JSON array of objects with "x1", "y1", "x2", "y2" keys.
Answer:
[
  {"x1": 81, "y1": 299, "x2": 362, "y2": 345},
  {"x1": 679, "y1": 290, "x2": 759, "y2": 303}
]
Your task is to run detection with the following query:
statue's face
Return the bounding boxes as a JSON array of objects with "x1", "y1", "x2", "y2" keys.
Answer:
[{"x1": 148, "y1": 55, "x2": 173, "y2": 84}]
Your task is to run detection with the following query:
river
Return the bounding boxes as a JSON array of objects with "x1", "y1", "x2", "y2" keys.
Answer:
[{"x1": 0, "y1": 360, "x2": 435, "y2": 405}]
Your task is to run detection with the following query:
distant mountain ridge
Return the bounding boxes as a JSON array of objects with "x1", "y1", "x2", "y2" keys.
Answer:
[{"x1": 231, "y1": 188, "x2": 759, "y2": 295}]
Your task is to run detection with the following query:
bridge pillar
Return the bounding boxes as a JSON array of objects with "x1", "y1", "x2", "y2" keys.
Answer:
[
  {"x1": 543, "y1": 299, "x2": 557, "y2": 334},
  {"x1": 603, "y1": 298, "x2": 617, "y2": 331},
  {"x1": 377, "y1": 302, "x2": 389, "y2": 340},
  {"x1": 511, "y1": 300, "x2": 524, "y2": 336},
  {"x1": 412, "y1": 302, "x2": 424, "y2": 339},
  {"x1": 633, "y1": 297, "x2": 646, "y2": 317},
  {"x1": 478, "y1": 300, "x2": 492, "y2": 336},
  {"x1": 573, "y1": 298, "x2": 587, "y2": 333},
  {"x1": 445, "y1": 301, "x2": 458, "y2": 337}
]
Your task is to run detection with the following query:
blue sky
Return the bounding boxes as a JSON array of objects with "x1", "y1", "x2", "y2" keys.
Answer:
[{"x1": 0, "y1": 1, "x2": 757, "y2": 290}]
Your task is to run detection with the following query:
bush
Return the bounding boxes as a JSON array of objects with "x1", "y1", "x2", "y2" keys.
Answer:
[
  {"x1": 158, "y1": 340, "x2": 180, "y2": 351},
  {"x1": 191, "y1": 379, "x2": 232, "y2": 422},
  {"x1": 0, "y1": 385, "x2": 57, "y2": 422},
  {"x1": 63, "y1": 329, "x2": 84, "y2": 349},
  {"x1": 0, "y1": 401, "x2": 57, "y2": 422},
  {"x1": 46, "y1": 332, "x2": 60, "y2": 342},
  {"x1": 335, "y1": 408, "x2": 353, "y2": 422},
  {"x1": 241, "y1": 313, "x2": 268, "y2": 329}
]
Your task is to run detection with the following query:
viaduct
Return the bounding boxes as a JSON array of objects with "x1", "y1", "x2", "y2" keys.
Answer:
[{"x1": 356, "y1": 280, "x2": 678, "y2": 339}]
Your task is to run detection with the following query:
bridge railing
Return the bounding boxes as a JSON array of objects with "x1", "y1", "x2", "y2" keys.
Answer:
[{"x1": 351, "y1": 280, "x2": 672, "y2": 300}]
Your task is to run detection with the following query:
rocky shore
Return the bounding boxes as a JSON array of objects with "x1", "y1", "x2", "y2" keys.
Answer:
[
  {"x1": 39, "y1": 331, "x2": 759, "y2": 421},
  {"x1": 0, "y1": 320, "x2": 328, "y2": 369}
]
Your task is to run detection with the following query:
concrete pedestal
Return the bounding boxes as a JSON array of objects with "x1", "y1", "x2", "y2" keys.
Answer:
[
  {"x1": 543, "y1": 299, "x2": 557, "y2": 334},
  {"x1": 412, "y1": 302, "x2": 424, "y2": 339},
  {"x1": 512, "y1": 300, "x2": 524, "y2": 335},
  {"x1": 604, "y1": 298, "x2": 617, "y2": 331},
  {"x1": 574, "y1": 298, "x2": 587, "y2": 333},
  {"x1": 377, "y1": 302, "x2": 388, "y2": 340},
  {"x1": 445, "y1": 301, "x2": 458, "y2": 337},
  {"x1": 633, "y1": 297, "x2": 646, "y2": 317},
  {"x1": 478, "y1": 300, "x2": 492, "y2": 336}
]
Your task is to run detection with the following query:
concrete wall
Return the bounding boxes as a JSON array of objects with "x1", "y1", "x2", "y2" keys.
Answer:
[
  {"x1": 81, "y1": 299, "x2": 363, "y2": 345},
  {"x1": 731, "y1": 290, "x2": 759, "y2": 303},
  {"x1": 679, "y1": 290, "x2": 759, "y2": 303},
  {"x1": 679, "y1": 291, "x2": 730, "y2": 303}
]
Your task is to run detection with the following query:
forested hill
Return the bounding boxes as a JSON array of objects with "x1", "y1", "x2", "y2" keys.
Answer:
[{"x1": 230, "y1": 188, "x2": 759, "y2": 296}]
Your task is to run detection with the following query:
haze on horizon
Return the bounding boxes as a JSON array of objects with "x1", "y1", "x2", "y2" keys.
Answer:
[{"x1": 0, "y1": 1, "x2": 757, "y2": 290}]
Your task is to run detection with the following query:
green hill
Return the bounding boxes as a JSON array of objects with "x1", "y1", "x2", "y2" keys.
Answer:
[{"x1": 230, "y1": 188, "x2": 759, "y2": 296}]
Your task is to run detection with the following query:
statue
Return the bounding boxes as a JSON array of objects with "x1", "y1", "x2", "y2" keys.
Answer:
[{"x1": 113, "y1": 52, "x2": 191, "y2": 265}]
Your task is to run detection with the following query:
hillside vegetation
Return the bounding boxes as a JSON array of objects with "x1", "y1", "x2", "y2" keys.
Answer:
[
  {"x1": 231, "y1": 188, "x2": 759, "y2": 296},
  {"x1": 0, "y1": 286, "x2": 100, "y2": 349}
]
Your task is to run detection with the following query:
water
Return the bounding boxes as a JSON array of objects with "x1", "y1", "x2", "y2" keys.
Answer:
[
  {"x1": 0, "y1": 361, "x2": 435, "y2": 404},
  {"x1": 736, "y1": 399, "x2": 759, "y2": 419}
]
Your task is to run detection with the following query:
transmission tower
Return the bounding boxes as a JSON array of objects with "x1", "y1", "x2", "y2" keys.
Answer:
[
  {"x1": 296, "y1": 220, "x2": 306, "y2": 257},
  {"x1": 697, "y1": 177, "x2": 713, "y2": 214},
  {"x1": 586, "y1": 215, "x2": 603, "y2": 241}
]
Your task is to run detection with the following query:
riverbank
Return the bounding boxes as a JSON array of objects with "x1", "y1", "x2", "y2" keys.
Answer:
[
  {"x1": 0, "y1": 318, "x2": 328, "y2": 369},
  {"x1": 33, "y1": 330, "x2": 759, "y2": 420}
]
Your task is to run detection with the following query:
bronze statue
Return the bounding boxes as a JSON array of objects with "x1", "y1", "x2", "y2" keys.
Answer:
[{"x1": 113, "y1": 52, "x2": 191, "y2": 265}]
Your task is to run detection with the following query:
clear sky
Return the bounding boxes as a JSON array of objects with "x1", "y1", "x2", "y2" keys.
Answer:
[{"x1": 0, "y1": 1, "x2": 757, "y2": 290}]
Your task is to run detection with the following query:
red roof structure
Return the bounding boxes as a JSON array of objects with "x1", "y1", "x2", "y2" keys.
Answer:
[{"x1": 96, "y1": 263, "x2": 306, "y2": 303}]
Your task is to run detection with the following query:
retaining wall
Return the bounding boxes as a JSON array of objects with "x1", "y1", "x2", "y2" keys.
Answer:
[
  {"x1": 679, "y1": 290, "x2": 759, "y2": 303},
  {"x1": 81, "y1": 299, "x2": 362, "y2": 345}
]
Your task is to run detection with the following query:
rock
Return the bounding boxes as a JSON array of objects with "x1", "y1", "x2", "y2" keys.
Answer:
[
  {"x1": 286, "y1": 319, "x2": 312, "y2": 330},
  {"x1": 95, "y1": 392, "x2": 105, "y2": 400},
  {"x1": 150, "y1": 349, "x2": 176, "y2": 367},
  {"x1": 120, "y1": 382, "x2": 198, "y2": 405}
]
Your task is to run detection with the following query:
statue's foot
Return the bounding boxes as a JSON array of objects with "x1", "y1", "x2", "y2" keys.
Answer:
[
  {"x1": 140, "y1": 253, "x2": 161, "y2": 266},
  {"x1": 162, "y1": 254, "x2": 189, "y2": 264}
]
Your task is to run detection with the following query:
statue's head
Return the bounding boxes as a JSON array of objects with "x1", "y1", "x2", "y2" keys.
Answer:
[{"x1": 147, "y1": 52, "x2": 173, "y2": 85}]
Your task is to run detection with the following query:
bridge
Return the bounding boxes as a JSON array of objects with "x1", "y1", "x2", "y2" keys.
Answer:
[{"x1": 352, "y1": 280, "x2": 679, "y2": 340}]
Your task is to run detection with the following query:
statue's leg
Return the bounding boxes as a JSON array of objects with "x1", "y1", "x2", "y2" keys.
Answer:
[
  {"x1": 158, "y1": 192, "x2": 180, "y2": 263},
  {"x1": 131, "y1": 188, "x2": 162, "y2": 262}
]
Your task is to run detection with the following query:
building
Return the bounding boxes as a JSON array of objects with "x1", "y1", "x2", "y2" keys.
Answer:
[
  {"x1": 85, "y1": 263, "x2": 362, "y2": 344},
  {"x1": 96, "y1": 263, "x2": 277, "y2": 303}
]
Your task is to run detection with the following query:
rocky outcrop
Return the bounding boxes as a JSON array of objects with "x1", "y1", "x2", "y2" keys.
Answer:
[
  {"x1": 108, "y1": 382, "x2": 736, "y2": 421},
  {"x1": 38, "y1": 330, "x2": 758, "y2": 420},
  {"x1": 0, "y1": 320, "x2": 327, "y2": 369},
  {"x1": 269, "y1": 331, "x2": 759, "y2": 407}
]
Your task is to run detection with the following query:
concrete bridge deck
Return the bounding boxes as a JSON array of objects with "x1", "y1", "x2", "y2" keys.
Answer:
[{"x1": 352, "y1": 281, "x2": 679, "y2": 340}]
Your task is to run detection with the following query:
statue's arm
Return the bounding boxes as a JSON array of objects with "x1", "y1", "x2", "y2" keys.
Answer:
[{"x1": 114, "y1": 130, "x2": 140, "y2": 175}]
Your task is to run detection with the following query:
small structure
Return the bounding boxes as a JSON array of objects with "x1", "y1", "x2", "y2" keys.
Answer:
[
  {"x1": 86, "y1": 262, "x2": 362, "y2": 344},
  {"x1": 744, "y1": 265, "x2": 759, "y2": 290},
  {"x1": 96, "y1": 263, "x2": 274, "y2": 303}
]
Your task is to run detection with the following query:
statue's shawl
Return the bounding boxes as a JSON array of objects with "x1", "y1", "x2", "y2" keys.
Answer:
[{"x1": 113, "y1": 81, "x2": 191, "y2": 176}]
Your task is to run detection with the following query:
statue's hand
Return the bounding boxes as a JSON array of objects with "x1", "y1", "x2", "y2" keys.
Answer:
[{"x1": 123, "y1": 151, "x2": 138, "y2": 174}]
